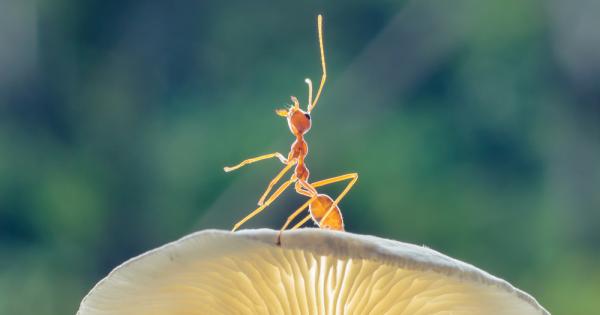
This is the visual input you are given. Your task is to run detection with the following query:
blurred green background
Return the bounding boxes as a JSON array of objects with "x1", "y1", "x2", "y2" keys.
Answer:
[{"x1": 1, "y1": 0, "x2": 599, "y2": 314}]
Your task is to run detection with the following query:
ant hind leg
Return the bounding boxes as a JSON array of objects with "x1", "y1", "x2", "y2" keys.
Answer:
[
  {"x1": 310, "y1": 173, "x2": 358, "y2": 227},
  {"x1": 291, "y1": 214, "x2": 313, "y2": 230}
]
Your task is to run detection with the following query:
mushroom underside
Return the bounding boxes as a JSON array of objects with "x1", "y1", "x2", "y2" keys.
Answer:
[{"x1": 78, "y1": 229, "x2": 549, "y2": 315}]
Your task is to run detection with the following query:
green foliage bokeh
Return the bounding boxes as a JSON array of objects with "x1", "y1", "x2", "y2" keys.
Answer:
[{"x1": 1, "y1": 0, "x2": 599, "y2": 314}]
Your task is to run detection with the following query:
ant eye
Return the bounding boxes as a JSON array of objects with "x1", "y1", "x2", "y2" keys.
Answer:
[{"x1": 304, "y1": 113, "x2": 311, "y2": 120}]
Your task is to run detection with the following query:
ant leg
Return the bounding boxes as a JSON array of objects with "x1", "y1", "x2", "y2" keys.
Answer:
[
  {"x1": 258, "y1": 160, "x2": 297, "y2": 206},
  {"x1": 308, "y1": 14, "x2": 326, "y2": 113},
  {"x1": 224, "y1": 152, "x2": 287, "y2": 172},
  {"x1": 276, "y1": 195, "x2": 317, "y2": 245},
  {"x1": 294, "y1": 179, "x2": 317, "y2": 197},
  {"x1": 278, "y1": 179, "x2": 317, "y2": 242},
  {"x1": 295, "y1": 182, "x2": 312, "y2": 197},
  {"x1": 291, "y1": 214, "x2": 313, "y2": 230},
  {"x1": 310, "y1": 173, "x2": 358, "y2": 226},
  {"x1": 232, "y1": 177, "x2": 295, "y2": 232}
]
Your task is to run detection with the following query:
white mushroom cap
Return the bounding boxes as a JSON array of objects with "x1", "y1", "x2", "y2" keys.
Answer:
[{"x1": 78, "y1": 229, "x2": 549, "y2": 315}]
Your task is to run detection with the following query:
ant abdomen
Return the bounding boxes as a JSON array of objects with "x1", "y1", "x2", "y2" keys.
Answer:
[{"x1": 309, "y1": 194, "x2": 345, "y2": 231}]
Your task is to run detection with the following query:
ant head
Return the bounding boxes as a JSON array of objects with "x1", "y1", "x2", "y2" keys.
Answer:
[{"x1": 276, "y1": 96, "x2": 311, "y2": 136}]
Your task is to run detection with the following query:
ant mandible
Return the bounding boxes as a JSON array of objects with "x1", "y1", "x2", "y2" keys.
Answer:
[{"x1": 224, "y1": 15, "x2": 358, "y2": 240}]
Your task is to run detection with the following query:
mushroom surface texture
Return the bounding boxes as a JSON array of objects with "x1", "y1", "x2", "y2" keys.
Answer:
[{"x1": 78, "y1": 229, "x2": 549, "y2": 315}]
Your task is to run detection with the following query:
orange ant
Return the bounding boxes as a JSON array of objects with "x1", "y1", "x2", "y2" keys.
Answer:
[{"x1": 224, "y1": 15, "x2": 358, "y2": 241}]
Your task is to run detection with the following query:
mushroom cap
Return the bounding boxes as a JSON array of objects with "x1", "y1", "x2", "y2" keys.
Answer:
[{"x1": 78, "y1": 229, "x2": 549, "y2": 315}]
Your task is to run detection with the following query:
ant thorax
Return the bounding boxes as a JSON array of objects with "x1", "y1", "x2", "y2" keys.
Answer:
[
  {"x1": 295, "y1": 161, "x2": 310, "y2": 181},
  {"x1": 289, "y1": 137, "x2": 308, "y2": 161}
]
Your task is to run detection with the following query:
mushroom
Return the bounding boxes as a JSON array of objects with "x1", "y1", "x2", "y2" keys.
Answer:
[{"x1": 78, "y1": 229, "x2": 549, "y2": 314}]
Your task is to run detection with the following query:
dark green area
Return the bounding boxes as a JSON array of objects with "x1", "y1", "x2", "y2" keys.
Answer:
[{"x1": 1, "y1": 0, "x2": 599, "y2": 314}]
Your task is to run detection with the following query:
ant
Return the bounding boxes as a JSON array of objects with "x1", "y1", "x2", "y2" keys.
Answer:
[{"x1": 224, "y1": 15, "x2": 358, "y2": 242}]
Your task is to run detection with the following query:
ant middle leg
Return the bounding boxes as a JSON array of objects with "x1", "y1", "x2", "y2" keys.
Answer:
[
  {"x1": 232, "y1": 177, "x2": 295, "y2": 232},
  {"x1": 277, "y1": 179, "x2": 318, "y2": 244},
  {"x1": 258, "y1": 160, "x2": 297, "y2": 205},
  {"x1": 276, "y1": 195, "x2": 317, "y2": 245},
  {"x1": 224, "y1": 152, "x2": 287, "y2": 172}
]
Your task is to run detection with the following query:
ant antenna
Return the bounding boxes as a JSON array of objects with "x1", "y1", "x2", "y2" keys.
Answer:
[
  {"x1": 308, "y1": 14, "x2": 326, "y2": 113},
  {"x1": 305, "y1": 78, "x2": 313, "y2": 110}
]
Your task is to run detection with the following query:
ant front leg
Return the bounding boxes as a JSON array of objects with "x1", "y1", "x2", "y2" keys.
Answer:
[
  {"x1": 311, "y1": 173, "x2": 358, "y2": 226},
  {"x1": 224, "y1": 152, "x2": 287, "y2": 172}
]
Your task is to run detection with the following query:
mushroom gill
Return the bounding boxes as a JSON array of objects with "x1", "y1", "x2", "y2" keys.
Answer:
[{"x1": 78, "y1": 229, "x2": 549, "y2": 315}]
